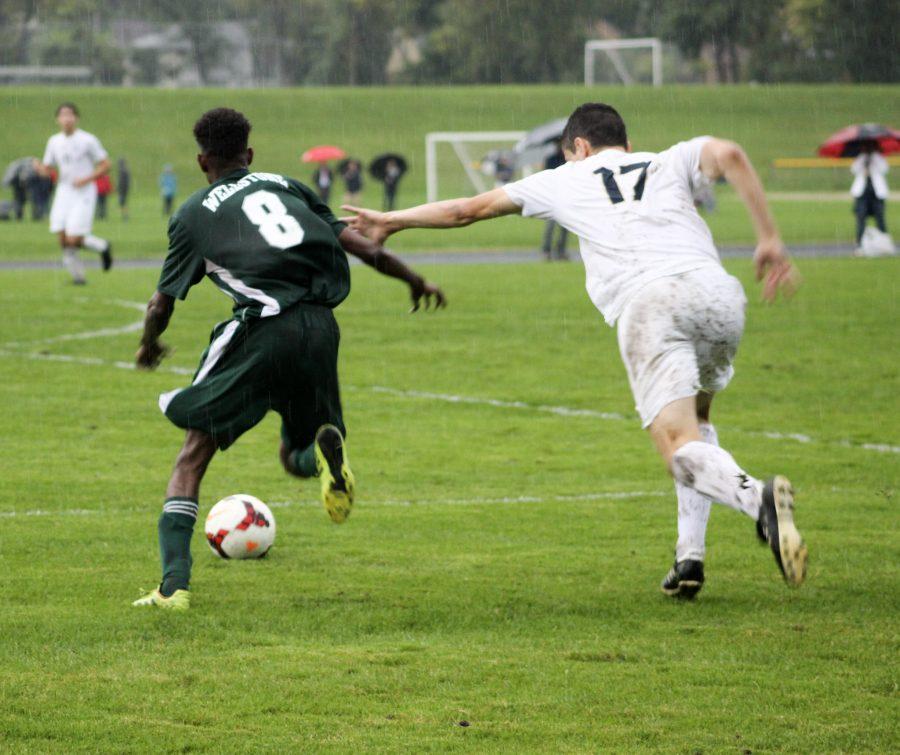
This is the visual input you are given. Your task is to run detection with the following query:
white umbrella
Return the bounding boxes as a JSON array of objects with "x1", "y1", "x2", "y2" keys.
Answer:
[
  {"x1": 2, "y1": 157, "x2": 36, "y2": 186},
  {"x1": 513, "y1": 118, "x2": 568, "y2": 169}
]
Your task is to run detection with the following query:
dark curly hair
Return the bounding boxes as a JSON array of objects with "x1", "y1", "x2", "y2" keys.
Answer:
[
  {"x1": 561, "y1": 103, "x2": 627, "y2": 152},
  {"x1": 193, "y1": 107, "x2": 252, "y2": 160}
]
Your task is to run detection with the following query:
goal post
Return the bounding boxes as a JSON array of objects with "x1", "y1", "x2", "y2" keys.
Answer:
[
  {"x1": 584, "y1": 38, "x2": 662, "y2": 87},
  {"x1": 425, "y1": 131, "x2": 526, "y2": 202}
]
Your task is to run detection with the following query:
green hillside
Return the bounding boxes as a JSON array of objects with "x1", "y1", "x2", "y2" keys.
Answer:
[{"x1": 1, "y1": 84, "x2": 897, "y2": 257}]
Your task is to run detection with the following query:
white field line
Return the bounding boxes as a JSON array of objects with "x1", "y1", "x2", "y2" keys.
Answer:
[
  {"x1": 3, "y1": 298, "x2": 146, "y2": 348},
  {"x1": 72, "y1": 297, "x2": 147, "y2": 312},
  {"x1": 0, "y1": 348, "x2": 195, "y2": 376},
  {"x1": 3, "y1": 320, "x2": 144, "y2": 348},
  {"x1": 351, "y1": 385, "x2": 900, "y2": 455},
  {"x1": 0, "y1": 348, "x2": 897, "y2": 456},
  {"x1": 0, "y1": 490, "x2": 667, "y2": 520},
  {"x1": 367, "y1": 385, "x2": 626, "y2": 421}
]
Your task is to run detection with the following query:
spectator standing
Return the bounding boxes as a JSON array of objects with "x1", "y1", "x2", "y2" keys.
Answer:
[
  {"x1": 95, "y1": 173, "x2": 112, "y2": 219},
  {"x1": 117, "y1": 158, "x2": 131, "y2": 221},
  {"x1": 850, "y1": 141, "x2": 889, "y2": 247},
  {"x1": 341, "y1": 159, "x2": 363, "y2": 206},
  {"x1": 494, "y1": 154, "x2": 515, "y2": 186},
  {"x1": 541, "y1": 145, "x2": 568, "y2": 261},
  {"x1": 312, "y1": 162, "x2": 333, "y2": 204},
  {"x1": 28, "y1": 168, "x2": 53, "y2": 221},
  {"x1": 383, "y1": 159, "x2": 402, "y2": 211},
  {"x1": 159, "y1": 164, "x2": 177, "y2": 215},
  {"x1": 10, "y1": 169, "x2": 28, "y2": 220}
]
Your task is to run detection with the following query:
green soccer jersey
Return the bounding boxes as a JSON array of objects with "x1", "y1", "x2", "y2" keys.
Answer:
[{"x1": 158, "y1": 168, "x2": 350, "y2": 318}]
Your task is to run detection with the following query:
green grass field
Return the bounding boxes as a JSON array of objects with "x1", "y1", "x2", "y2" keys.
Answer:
[
  {"x1": 0, "y1": 256, "x2": 897, "y2": 752},
  {"x1": 1, "y1": 84, "x2": 898, "y2": 258}
]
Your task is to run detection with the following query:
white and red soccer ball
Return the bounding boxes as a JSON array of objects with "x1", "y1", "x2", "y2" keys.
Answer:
[{"x1": 205, "y1": 494, "x2": 276, "y2": 559}]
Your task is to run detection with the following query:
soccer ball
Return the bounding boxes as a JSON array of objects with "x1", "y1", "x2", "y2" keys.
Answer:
[{"x1": 205, "y1": 494, "x2": 276, "y2": 559}]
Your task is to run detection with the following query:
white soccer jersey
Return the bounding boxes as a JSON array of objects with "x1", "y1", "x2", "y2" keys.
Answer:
[
  {"x1": 504, "y1": 136, "x2": 721, "y2": 325},
  {"x1": 42, "y1": 129, "x2": 108, "y2": 187}
]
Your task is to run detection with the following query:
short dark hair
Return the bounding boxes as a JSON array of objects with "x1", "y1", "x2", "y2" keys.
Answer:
[
  {"x1": 193, "y1": 107, "x2": 251, "y2": 160},
  {"x1": 560, "y1": 103, "x2": 627, "y2": 151},
  {"x1": 56, "y1": 102, "x2": 79, "y2": 117}
]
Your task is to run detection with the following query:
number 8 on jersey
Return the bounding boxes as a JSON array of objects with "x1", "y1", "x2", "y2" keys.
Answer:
[{"x1": 241, "y1": 190, "x2": 305, "y2": 249}]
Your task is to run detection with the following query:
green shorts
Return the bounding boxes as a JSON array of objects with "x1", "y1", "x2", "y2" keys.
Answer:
[{"x1": 159, "y1": 303, "x2": 344, "y2": 451}]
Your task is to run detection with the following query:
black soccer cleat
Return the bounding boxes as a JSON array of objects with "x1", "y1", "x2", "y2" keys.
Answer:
[
  {"x1": 758, "y1": 476, "x2": 807, "y2": 586},
  {"x1": 755, "y1": 516, "x2": 766, "y2": 544},
  {"x1": 100, "y1": 243, "x2": 113, "y2": 272},
  {"x1": 661, "y1": 559, "x2": 705, "y2": 599}
]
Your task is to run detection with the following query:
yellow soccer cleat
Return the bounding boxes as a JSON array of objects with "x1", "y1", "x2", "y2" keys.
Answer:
[
  {"x1": 132, "y1": 588, "x2": 190, "y2": 611},
  {"x1": 314, "y1": 424, "x2": 355, "y2": 524}
]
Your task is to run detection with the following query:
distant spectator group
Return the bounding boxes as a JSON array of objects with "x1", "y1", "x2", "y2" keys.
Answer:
[
  {"x1": 2, "y1": 157, "x2": 53, "y2": 221},
  {"x1": 305, "y1": 150, "x2": 408, "y2": 212}
]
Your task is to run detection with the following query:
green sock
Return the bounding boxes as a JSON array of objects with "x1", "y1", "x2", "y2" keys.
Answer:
[
  {"x1": 289, "y1": 443, "x2": 319, "y2": 478},
  {"x1": 158, "y1": 498, "x2": 198, "y2": 596}
]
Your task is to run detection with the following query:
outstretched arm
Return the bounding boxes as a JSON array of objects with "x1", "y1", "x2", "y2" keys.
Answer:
[
  {"x1": 136, "y1": 291, "x2": 174, "y2": 369},
  {"x1": 337, "y1": 227, "x2": 446, "y2": 311},
  {"x1": 341, "y1": 187, "x2": 521, "y2": 245},
  {"x1": 700, "y1": 138, "x2": 798, "y2": 301}
]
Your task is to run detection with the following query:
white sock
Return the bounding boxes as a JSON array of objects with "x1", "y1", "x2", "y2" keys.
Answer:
[
  {"x1": 671, "y1": 439, "x2": 762, "y2": 520},
  {"x1": 674, "y1": 423, "x2": 718, "y2": 562},
  {"x1": 83, "y1": 234, "x2": 108, "y2": 252},
  {"x1": 62, "y1": 247, "x2": 85, "y2": 283}
]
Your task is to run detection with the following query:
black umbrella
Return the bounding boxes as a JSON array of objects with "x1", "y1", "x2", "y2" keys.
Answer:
[{"x1": 369, "y1": 153, "x2": 408, "y2": 181}]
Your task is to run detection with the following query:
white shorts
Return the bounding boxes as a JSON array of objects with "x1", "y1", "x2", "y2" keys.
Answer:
[
  {"x1": 49, "y1": 184, "x2": 97, "y2": 237},
  {"x1": 616, "y1": 266, "x2": 746, "y2": 428}
]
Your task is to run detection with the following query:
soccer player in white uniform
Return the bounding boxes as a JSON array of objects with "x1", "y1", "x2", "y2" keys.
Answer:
[
  {"x1": 34, "y1": 102, "x2": 113, "y2": 284},
  {"x1": 343, "y1": 103, "x2": 807, "y2": 599}
]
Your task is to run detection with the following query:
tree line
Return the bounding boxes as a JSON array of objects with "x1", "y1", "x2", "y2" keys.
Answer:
[{"x1": 0, "y1": 0, "x2": 895, "y2": 85}]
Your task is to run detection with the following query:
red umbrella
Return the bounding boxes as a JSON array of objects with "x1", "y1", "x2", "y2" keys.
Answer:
[
  {"x1": 301, "y1": 145, "x2": 346, "y2": 163},
  {"x1": 817, "y1": 123, "x2": 900, "y2": 158}
]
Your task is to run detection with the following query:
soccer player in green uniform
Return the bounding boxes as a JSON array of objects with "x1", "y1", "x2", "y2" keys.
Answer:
[{"x1": 133, "y1": 108, "x2": 445, "y2": 611}]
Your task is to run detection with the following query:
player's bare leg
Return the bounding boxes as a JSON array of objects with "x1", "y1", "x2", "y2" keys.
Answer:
[
  {"x1": 651, "y1": 395, "x2": 807, "y2": 589},
  {"x1": 134, "y1": 430, "x2": 216, "y2": 609},
  {"x1": 167, "y1": 429, "x2": 217, "y2": 500}
]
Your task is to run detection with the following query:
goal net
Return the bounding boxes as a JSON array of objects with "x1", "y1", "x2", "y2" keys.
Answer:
[
  {"x1": 425, "y1": 131, "x2": 527, "y2": 202},
  {"x1": 584, "y1": 38, "x2": 662, "y2": 87}
]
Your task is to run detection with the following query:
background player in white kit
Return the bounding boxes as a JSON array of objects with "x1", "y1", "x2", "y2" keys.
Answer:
[
  {"x1": 343, "y1": 102, "x2": 807, "y2": 599},
  {"x1": 34, "y1": 102, "x2": 113, "y2": 285}
]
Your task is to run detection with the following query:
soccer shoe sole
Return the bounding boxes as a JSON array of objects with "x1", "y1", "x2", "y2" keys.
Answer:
[
  {"x1": 315, "y1": 424, "x2": 355, "y2": 524},
  {"x1": 132, "y1": 588, "x2": 190, "y2": 611},
  {"x1": 770, "y1": 476, "x2": 808, "y2": 587}
]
